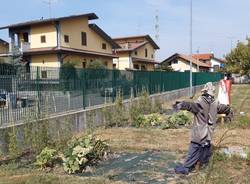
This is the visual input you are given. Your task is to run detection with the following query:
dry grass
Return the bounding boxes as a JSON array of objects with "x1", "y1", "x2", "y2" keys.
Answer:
[
  {"x1": 95, "y1": 127, "x2": 190, "y2": 153},
  {"x1": 95, "y1": 127, "x2": 250, "y2": 153}
]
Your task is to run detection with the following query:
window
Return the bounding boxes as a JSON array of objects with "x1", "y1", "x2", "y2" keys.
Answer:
[
  {"x1": 81, "y1": 32, "x2": 87, "y2": 46},
  {"x1": 41, "y1": 70, "x2": 47, "y2": 79},
  {"x1": 213, "y1": 65, "x2": 220, "y2": 72},
  {"x1": 133, "y1": 64, "x2": 139, "y2": 70},
  {"x1": 172, "y1": 60, "x2": 178, "y2": 64},
  {"x1": 82, "y1": 62, "x2": 86, "y2": 68},
  {"x1": 23, "y1": 32, "x2": 29, "y2": 42},
  {"x1": 102, "y1": 43, "x2": 107, "y2": 50},
  {"x1": 145, "y1": 48, "x2": 148, "y2": 57},
  {"x1": 64, "y1": 35, "x2": 69, "y2": 43},
  {"x1": 41, "y1": 35, "x2": 46, "y2": 43},
  {"x1": 151, "y1": 54, "x2": 154, "y2": 59},
  {"x1": 134, "y1": 51, "x2": 138, "y2": 56},
  {"x1": 113, "y1": 63, "x2": 117, "y2": 69},
  {"x1": 104, "y1": 61, "x2": 108, "y2": 66},
  {"x1": 141, "y1": 65, "x2": 146, "y2": 70}
]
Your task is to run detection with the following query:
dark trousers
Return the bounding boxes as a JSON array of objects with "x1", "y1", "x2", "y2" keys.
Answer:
[{"x1": 184, "y1": 141, "x2": 212, "y2": 170}]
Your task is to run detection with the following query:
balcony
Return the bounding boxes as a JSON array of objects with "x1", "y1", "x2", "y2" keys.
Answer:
[{"x1": 20, "y1": 42, "x2": 30, "y2": 52}]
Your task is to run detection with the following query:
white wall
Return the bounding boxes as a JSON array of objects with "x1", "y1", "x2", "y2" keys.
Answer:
[{"x1": 210, "y1": 58, "x2": 221, "y2": 72}]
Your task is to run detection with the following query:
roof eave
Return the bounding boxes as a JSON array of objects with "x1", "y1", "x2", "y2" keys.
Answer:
[
  {"x1": 0, "y1": 13, "x2": 98, "y2": 30},
  {"x1": 89, "y1": 24, "x2": 121, "y2": 49}
]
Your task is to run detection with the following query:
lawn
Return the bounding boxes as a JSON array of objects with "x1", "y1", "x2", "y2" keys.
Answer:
[{"x1": 0, "y1": 84, "x2": 250, "y2": 184}]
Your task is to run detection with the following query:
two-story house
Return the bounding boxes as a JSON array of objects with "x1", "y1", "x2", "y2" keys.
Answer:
[
  {"x1": 113, "y1": 35, "x2": 160, "y2": 71},
  {"x1": 0, "y1": 38, "x2": 9, "y2": 55},
  {"x1": 0, "y1": 13, "x2": 120, "y2": 78}
]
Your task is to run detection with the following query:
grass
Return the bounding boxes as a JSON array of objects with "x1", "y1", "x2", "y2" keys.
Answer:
[
  {"x1": 0, "y1": 84, "x2": 250, "y2": 184},
  {"x1": 0, "y1": 162, "x2": 125, "y2": 184}
]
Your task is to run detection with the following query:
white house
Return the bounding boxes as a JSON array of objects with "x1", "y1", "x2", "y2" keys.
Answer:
[{"x1": 192, "y1": 53, "x2": 225, "y2": 72}]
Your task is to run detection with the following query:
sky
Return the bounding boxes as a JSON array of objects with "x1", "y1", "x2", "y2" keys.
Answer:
[{"x1": 0, "y1": 0, "x2": 250, "y2": 61}]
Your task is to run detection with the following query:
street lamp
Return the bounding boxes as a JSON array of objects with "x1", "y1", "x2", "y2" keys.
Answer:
[{"x1": 189, "y1": 0, "x2": 193, "y2": 97}]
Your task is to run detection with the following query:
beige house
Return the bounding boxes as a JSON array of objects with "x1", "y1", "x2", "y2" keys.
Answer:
[
  {"x1": 161, "y1": 53, "x2": 211, "y2": 72},
  {"x1": 0, "y1": 38, "x2": 9, "y2": 55},
  {"x1": 0, "y1": 13, "x2": 120, "y2": 78},
  {"x1": 113, "y1": 35, "x2": 160, "y2": 71}
]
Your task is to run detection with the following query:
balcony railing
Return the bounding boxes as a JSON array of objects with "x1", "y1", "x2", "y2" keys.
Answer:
[{"x1": 20, "y1": 42, "x2": 30, "y2": 52}]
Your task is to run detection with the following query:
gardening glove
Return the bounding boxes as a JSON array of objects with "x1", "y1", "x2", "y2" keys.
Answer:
[{"x1": 225, "y1": 109, "x2": 234, "y2": 122}]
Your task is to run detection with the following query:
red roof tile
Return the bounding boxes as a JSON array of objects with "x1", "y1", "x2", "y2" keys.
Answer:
[{"x1": 192, "y1": 53, "x2": 214, "y2": 61}]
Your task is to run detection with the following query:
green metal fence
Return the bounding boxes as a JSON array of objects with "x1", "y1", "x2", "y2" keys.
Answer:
[{"x1": 0, "y1": 64, "x2": 222, "y2": 127}]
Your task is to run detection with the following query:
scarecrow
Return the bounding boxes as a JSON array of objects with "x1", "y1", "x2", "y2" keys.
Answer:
[{"x1": 173, "y1": 82, "x2": 233, "y2": 175}]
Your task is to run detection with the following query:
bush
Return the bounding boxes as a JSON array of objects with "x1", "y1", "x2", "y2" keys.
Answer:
[
  {"x1": 168, "y1": 111, "x2": 192, "y2": 127},
  {"x1": 35, "y1": 147, "x2": 58, "y2": 169},
  {"x1": 62, "y1": 135, "x2": 108, "y2": 174},
  {"x1": 103, "y1": 93, "x2": 129, "y2": 128}
]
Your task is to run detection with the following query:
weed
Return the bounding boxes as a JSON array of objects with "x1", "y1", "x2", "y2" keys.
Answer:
[
  {"x1": 62, "y1": 135, "x2": 108, "y2": 174},
  {"x1": 8, "y1": 126, "x2": 20, "y2": 158},
  {"x1": 35, "y1": 147, "x2": 58, "y2": 169}
]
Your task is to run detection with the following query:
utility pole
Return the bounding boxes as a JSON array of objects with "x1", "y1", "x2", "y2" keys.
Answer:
[
  {"x1": 189, "y1": 0, "x2": 193, "y2": 97},
  {"x1": 155, "y1": 9, "x2": 160, "y2": 42}
]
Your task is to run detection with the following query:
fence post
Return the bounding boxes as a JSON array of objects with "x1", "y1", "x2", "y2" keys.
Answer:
[
  {"x1": 82, "y1": 69, "x2": 86, "y2": 109},
  {"x1": 36, "y1": 66, "x2": 41, "y2": 118},
  {"x1": 112, "y1": 69, "x2": 115, "y2": 103}
]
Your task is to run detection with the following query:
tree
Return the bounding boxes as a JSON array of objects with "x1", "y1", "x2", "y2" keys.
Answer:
[
  {"x1": 225, "y1": 39, "x2": 250, "y2": 75},
  {"x1": 86, "y1": 60, "x2": 106, "y2": 69},
  {"x1": 60, "y1": 62, "x2": 78, "y2": 91}
]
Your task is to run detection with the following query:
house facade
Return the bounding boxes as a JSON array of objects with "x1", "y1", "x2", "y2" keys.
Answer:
[
  {"x1": 161, "y1": 53, "x2": 211, "y2": 72},
  {"x1": 0, "y1": 38, "x2": 9, "y2": 55},
  {"x1": 192, "y1": 53, "x2": 225, "y2": 72},
  {"x1": 0, "y1": 13, "x2": 120, "y2": 78},
  {"x1": 113, "y1": 35, "x2": 160, "y2": 71}
]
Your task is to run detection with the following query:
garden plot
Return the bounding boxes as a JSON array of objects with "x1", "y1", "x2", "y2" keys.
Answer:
[{"x1": 80, "y1": 151, "x2": 186, "y2": 184}]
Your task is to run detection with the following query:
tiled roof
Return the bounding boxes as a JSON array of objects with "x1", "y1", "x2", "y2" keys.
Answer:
[
  {"x1": 193, "y1": 53, "x2": 225, "y2": 63},
  {"x1": 0, "y1": 38, "x2": 9, "y2": 45},
  {"x1": 179, "y1": 54, "x2": 211, "y2": 68},
  {"x1": 0, "y1": 13, "x2": 98, "y2": 30},
  {"x1": 161, "y1": 53, "x2": 211, "y2": 68},
  {"x1": 192, "y1": 53, "x2": 214, "y2": 60},
  {"x1": 116, "y1": 41, "x2": 148, "y2": 52},
  {"x1": 113, "y1": 35, "x2": 160, "y2": 49}
]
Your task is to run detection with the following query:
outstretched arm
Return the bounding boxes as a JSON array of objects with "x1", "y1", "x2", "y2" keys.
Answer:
[
  {"x1": 217, "y1": 104, "x2": 233, "y2": 121},
  {"x1": 173, "y1": 101, "x2": 201, "y2": 114}
]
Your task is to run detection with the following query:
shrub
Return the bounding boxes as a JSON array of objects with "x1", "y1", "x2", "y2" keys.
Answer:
[
  {"x1": 168, "y1": 111, "x2": 192, "y2": 127},
  {"x1": 103, "y1": 93, "x2": 129, "y2": 128},
  {"x1": 62, "y1": 135, "x2": 108, "y2": 174},
  {"x1": 35, "y1": 147, "x2": 58, "y2": 169},
  {"x1": 132, "y1": 114, "x2": 147, "y2": 128}
]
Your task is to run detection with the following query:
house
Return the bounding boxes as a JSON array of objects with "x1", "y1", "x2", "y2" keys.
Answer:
[
  {"x1": 161, "y1": 53, "x2": 211, "y2": 72},
  {"x1": 112, "y1": 35, "x2": 160, "y2": 71},
  {"x1": 0, "y1": 13, "x2": 120, "y2": 78},
  {"x1": 0, "y1": 38, "x2": 9, "y2": 55},
  {"x1": 192, "y1": 53, "x2": 225, "y2": 72}
]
